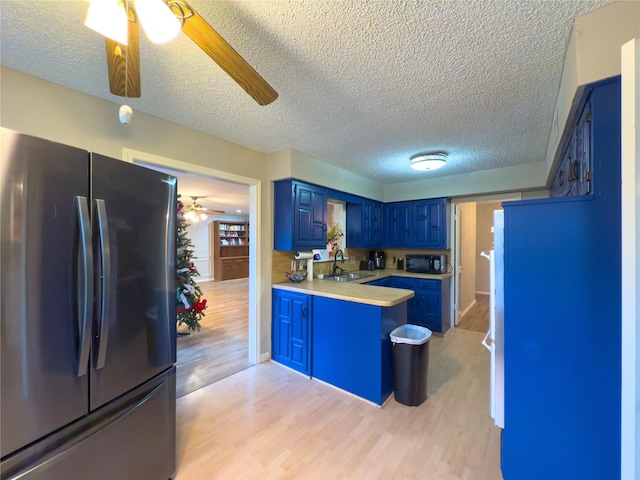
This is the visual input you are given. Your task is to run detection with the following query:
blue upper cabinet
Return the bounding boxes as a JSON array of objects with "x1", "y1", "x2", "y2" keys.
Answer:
[
  {"x1": 346, "y1": 198, "x2": 383, "y2": 249},
  {"x1": 551, "y1": 94, "x2": 593, "y2": 198},
  {"x1": 274, "y1": 179, "x2": 327, "y2": 250},
  {"x1": 384, "y1": 198, "x2": 448, "y2": 249},
  {"x1": 383, "y1": 201, "x2": 411, "y2": 247},
  {"x1": 412, "y1": 199, "x2": 447, "y2": 249}
]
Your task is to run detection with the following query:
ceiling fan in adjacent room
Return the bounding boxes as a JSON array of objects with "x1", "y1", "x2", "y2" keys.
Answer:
[
  {"x1": 183, "y1": 196, "x2": 223, "y2": 222},
  {"x1": 84, "y1": 0, "x2": 278, "y2": 105}
]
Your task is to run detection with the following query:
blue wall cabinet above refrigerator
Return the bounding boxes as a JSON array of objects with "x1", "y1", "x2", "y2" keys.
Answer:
[
  {"x1": 272, "y1": 290, "x2": 311, "y2": 375},
  {"x1": 551, "y1": 99, "x2": 593, "y2": 197},
  {"x1": 274, "y1": 179, "x2": 327, "y2": 250}
]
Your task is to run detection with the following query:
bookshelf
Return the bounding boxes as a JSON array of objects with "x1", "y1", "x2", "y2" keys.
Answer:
[{"x1": 212, "y1": 221, "x2": 249, "y2": 280}]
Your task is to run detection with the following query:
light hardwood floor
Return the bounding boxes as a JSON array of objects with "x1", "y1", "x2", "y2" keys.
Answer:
[
  {"x1": 176, "y1": 278, "x2": 250, "y2": 398},
  {"x1": 175, "y1": 327, "x2": 503, "y2": 480},
  {"x1": 457, "y1": 294, "x2": 489, "y2": 333}
]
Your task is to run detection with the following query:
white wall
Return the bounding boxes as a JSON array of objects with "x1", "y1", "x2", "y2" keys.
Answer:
[
  {"x1": 0, "y1": 66, "x2": 274, "y2": 362},
  {"x1": 458, "y1": 202, "x2": 477, "y2": 316},
  {"x1": 620, "y1": 37, "x2": 639, "y2": 480},
  {"x1": 546, "y1": 1, "x2": 640, "y2": 178},
  {"x1": 267, "y1": 149, "x2": 383, "y2": 201},
  {"x1": 186, "y1": 220, "x2": 212, "y2": 282},
  {"x1": 384, "y1": 161, "x2": 548, "y2": 202}
]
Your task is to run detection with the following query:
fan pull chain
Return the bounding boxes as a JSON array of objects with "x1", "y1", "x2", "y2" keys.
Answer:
[{"x1": 118, "y1": 0, "x2": 133, "y2": 125}]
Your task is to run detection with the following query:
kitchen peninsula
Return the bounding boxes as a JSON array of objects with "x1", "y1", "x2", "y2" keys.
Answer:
[{"x1": 272, "y1": 269, "x2": 452, "y2": 405}]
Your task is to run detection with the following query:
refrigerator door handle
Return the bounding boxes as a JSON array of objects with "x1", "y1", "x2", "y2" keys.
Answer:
[
  {"x1": 76, "y1": 196, "x2": 94, "y2": 377},
  {"x1": 94, "y1": 199, "x2": 111, "y2": 370}
]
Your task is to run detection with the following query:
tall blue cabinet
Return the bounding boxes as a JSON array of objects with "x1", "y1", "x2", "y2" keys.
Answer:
[{"x1": 501, "y1": 77, "x2": 621, "y2": 479}]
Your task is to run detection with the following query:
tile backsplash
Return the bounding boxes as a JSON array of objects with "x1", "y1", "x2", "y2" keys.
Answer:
[{"x1": 272, "y1": 248, "x2": 451, "y2": 283}]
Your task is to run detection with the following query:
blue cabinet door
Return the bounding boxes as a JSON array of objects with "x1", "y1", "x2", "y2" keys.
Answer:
[
  {"x1": 272, "y1": 290, "x2": 311, "y2": 375},
  {"x1": 294, "y1": 181, "x2": 327, "y2": 248},
  {"x1": 383, "y1": 201, "x2": 411, "y2": 247},
  {"x1": 347, "y1": 199, "x2": 383, "y2": 249},
  {"x1": 274, "y1": 179, "x2": 327, "y2": 250},
  {"x1": 371, "y1": 201, "x2": 383, "y2": 246},
  {"x1": 389, "y1": 277, "x2": 448, "y2": 334},
  {"x1": 412, "y1": 199, "x2": 447, "y2": 248},
  {"x1": 412, "y1": 284, "x2": 440, "y2": 332},
  {"x1": 576, "y1": 101, "x2": 592, "y2": 195}
]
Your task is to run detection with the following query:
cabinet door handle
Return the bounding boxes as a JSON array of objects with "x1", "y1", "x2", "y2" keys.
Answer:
[{"x1": 302, "y1": 307, "x2": 308, "y2": 318}]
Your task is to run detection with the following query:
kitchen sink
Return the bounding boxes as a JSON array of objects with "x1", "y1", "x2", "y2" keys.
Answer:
[{"x1": 321, "y1": 273, "x2": 375, "y2": 282}]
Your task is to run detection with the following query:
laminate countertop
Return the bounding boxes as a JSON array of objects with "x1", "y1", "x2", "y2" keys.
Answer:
[{"x1": 272, "y1": 269, "x2": 452, "y2": 307}]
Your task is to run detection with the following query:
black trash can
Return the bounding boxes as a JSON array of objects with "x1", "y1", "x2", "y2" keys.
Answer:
[{"x1": 390, "y1": 324, "x2": 432, "y2": 406}]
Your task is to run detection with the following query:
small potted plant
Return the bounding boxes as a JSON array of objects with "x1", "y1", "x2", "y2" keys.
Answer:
[{"x1": 326, "y1": 223, "x2": 344, "y2": 258}]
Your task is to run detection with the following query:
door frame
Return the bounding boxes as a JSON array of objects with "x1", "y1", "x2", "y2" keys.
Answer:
[
  {"x1": 122, "y1": 148, "x2": 261, "y2": 365},
  {"x1": 449, "y1": 193, "x2": 521, "y2": 328}
]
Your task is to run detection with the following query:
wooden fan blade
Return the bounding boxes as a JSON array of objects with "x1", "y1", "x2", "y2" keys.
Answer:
[
  {"x1": 179, "y1": 1, "x2": 278, "y2": 106},
  {"x1": 105, "y1": 17, "x2": 141, "y2": 97}
]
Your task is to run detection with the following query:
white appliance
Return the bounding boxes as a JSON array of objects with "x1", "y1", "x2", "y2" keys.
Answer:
[{"x1": 480, "y1": 210, "x2": 504, "y2": 429}]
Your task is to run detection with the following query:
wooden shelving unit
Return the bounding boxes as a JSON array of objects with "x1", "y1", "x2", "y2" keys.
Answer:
[{"x1": 212, "y1": 221, "x2": 249, "y2": 280}]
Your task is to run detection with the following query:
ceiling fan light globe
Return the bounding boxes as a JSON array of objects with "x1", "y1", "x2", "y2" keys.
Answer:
[
  {"x1": 84, "y1": 0, "x2": 129, "y2": 45},
  {"x1": 135, "y1": 0, "x2": 181, "y2": 44}
]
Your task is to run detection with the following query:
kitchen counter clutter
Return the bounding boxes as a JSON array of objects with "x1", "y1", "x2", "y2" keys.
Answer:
[
  {"x1": 272, "y1": 269, "x2": 450, "y2": 307},
  {"x1": 272, "y1": 269, "x2": 452, "y2": 406}
]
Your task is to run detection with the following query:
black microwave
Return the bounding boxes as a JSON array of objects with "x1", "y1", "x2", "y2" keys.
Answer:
[{"x1": 405, "y1": 254, "x2": 446, "y2": 274}]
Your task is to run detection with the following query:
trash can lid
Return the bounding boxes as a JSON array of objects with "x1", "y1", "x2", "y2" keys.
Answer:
[{"x1": 390, "y1": 324, "x2": 432, "y2": 345}]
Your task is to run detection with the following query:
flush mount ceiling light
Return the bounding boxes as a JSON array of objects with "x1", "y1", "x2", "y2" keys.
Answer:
[{"x1": 410, "y1": 152, "x2": 447, "y2": 171}]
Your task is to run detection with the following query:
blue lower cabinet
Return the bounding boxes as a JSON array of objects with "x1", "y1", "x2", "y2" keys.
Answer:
[
  {"x1": 389, "y1": 277, "x2": 450, "y2": 334},
  {"x1": 412, "y1": 279, "x2": 449, "y2": 334},
  {"x1": 312, "y1": 297, "x2": 406, "y2": 405},
  {"x1": 272, "y1": 290, "x2": 311, "y2": 375},
  {"x1": 365, "y1": 277, "x2": 393, "y2": 287}
]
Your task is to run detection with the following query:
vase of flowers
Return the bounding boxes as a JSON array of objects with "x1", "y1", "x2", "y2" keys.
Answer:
[{"x1": 326, "y1": 223, "x2": 344, "y2": 258}]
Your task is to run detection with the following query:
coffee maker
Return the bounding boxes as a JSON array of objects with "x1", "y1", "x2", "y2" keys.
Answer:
[{"x1": 369, "y1": 250, "x2": 386, "y2": 269}]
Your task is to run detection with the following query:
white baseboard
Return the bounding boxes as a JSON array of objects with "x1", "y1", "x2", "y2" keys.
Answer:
[
  {"x1": 259, "y1": 352, "x2": 271, "y2": 363},
  {"x1": 459, "y1": 299, "x2": 477, "y2": 319}
]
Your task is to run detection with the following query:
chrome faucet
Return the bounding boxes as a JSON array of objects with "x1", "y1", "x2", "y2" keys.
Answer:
[{"x1": 332, "y1": 249, "x2": 345, "y2": 276}]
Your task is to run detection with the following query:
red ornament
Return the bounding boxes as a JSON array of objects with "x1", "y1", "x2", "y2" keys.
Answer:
[{"x1": 195, "y1": 299, "x2": 207, "y2": 313}]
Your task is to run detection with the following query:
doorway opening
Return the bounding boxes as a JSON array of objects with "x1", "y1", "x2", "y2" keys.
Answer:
[
  {"x1": 123, "y1": 149, "x2": 261, "y2": 397},
  {"x1": 450, "y1": 193, "x2": 520, "y2": 332}
]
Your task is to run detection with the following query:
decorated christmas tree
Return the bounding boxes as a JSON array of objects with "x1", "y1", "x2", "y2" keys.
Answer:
[{"x1": 176, "y1": 196, "x2": 207, "y2": 331}]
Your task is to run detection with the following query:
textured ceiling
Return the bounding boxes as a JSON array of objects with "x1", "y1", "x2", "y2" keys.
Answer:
[{"x1": 1, "y1": 0, "x2": 618, "y2": 200}]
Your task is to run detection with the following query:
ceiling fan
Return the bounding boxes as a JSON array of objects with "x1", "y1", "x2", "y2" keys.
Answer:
[
  {"x1": 84, "y1": 0, "x2": 278, "y2": 106},
  {"x1": 183, "y1": 196, "x2": 224, "y2": 222}
]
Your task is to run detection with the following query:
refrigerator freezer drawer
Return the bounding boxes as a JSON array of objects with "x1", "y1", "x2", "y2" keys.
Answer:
[{"x1": 1, "y1": 367, "x2": 176, "y2": 480}]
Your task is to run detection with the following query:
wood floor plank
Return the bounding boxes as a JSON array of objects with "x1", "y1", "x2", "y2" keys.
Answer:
[
  {"x1": 175, "y1": 327, "x2": 503, "y2": 479},
  {"x1": 176, "y1": 278, "x2": 250, "y2": 397},
  {"x1": 458, "y1": 294, "x2": 489, "y2": 333}
]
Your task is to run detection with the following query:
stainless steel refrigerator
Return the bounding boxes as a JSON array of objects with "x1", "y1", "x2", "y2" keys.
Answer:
[{"x1": 1, "y1": 129, "x2": 177, "y2": 479}]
